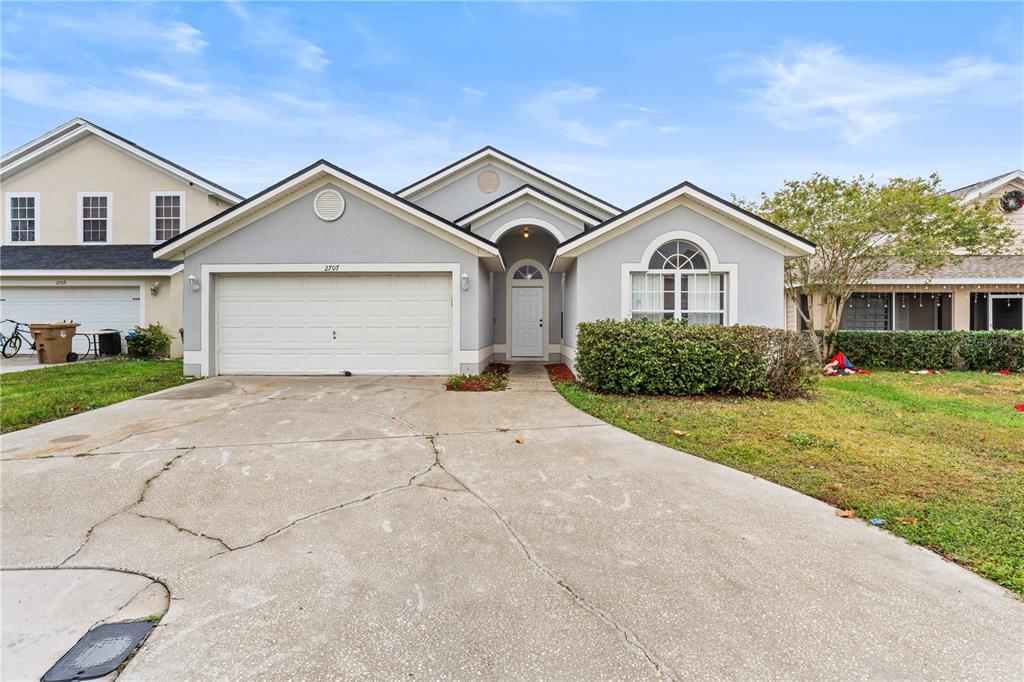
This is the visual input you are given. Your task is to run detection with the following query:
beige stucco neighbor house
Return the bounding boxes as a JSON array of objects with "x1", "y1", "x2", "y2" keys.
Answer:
[
  {"x1": 787, "y1": 170, "x2": 1024, "y2": 333},
  {"x1": 0, "y1": 119, "x2": 242, "y2": 357}
]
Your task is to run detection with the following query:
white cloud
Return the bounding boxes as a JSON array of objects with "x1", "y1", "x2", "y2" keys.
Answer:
[
  {"x1": 461, "y1": 86, "x2": 487, "y2": 103},
  {"x1": 129, "y1": 70, "x2": 210, "y2": 95},
  {"x1": 724, "y1": 43, "x2": 1009, "y2": 144},
  {"x1": 5, "y1": 8, "x2": 207, "y2": 55},
  {"x1": 615, "y1": 118, "x2": 646, "y2": 130},
  {"x1": 344, "y1": 14, "x2": 399, "y2": 65},
  {"x1": 226, "y1": 2, "x2": 330, "y2": 72},
  {"x1": 522, "y1": 83, "x2": 609, "y2": 146},
  {"x1": 656, "y1": 125, "x2": 681, "y2": 134}
]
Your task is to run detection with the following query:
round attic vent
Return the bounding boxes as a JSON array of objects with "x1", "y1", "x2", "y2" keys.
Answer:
[
  {"x1": 313, "y1": 189, "x2": 346, "y2": 221},
  {"x1": 477, "y1": 170, "x2": 500, "y2": 194}
]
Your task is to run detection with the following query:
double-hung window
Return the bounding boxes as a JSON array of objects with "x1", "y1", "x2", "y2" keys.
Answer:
[
  {"x1": 151, "y1": 192, "x2": 185, "y2": 242},
  {"x1": 630, "y1": 240, "x2": 727, "y2": 325},
  {"x1": 78, "y1": 192, "x2": 112, "y2": 244},
  {"x1": 7, "y1": 193, "x2": 40, "y2": 244}
]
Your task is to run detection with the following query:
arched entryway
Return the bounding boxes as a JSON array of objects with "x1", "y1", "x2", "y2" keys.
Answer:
[{"x1": 494, "y1": 223, "x2": 561, "y2": 360}]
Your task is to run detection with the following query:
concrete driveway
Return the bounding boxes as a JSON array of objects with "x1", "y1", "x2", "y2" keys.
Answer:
[{"x1": 2, "y1": 369, "x2": 1021, "y2": 680}]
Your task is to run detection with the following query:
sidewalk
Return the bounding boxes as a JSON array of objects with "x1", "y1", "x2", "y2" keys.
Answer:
[{"x1": 506, "y1": 362, "x2": 555, "y2": 392}]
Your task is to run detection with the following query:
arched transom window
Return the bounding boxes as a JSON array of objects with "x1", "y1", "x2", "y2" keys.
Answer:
[
  {"x1": 631, "y1": 240, "x2": 727, "y2": 325},
  {"x1": 513, "y1": 264, "x2": 543, "y2": 280},
  {"x1": 648, "y1": 240, "x2": 707, "y2": 270}
]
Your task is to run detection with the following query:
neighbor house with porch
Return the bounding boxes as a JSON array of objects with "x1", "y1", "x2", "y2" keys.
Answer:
[{"x1": 787, "y1": 170, "x2": 1024, "y2": 333}]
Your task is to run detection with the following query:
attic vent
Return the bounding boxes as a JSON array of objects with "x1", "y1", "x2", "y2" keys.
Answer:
[
  {"x1": 314, "y1": 189, "x2": 346, "y2": 221},
  {"x1": 477, "y1": 170, "x2": 500, "y2": 194}
]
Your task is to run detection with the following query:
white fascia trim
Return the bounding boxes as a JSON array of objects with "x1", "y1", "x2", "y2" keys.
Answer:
[
  {"x1": 556, "y1": 186, "x2": 816, "y2": 259},
  {"x1": 1, "y1": 266, "x2": 182, "y2": 277},
  {"x1": 155, "y1": 164, "x2": 501, "y2": 262},
  {"x1": 150, "y1": 191, "x2": 187, "y2": 245},
  {"x1": 619, "y1": 230, "x2": 740, "y2": 325},
  {"x1": 456, "y1": 187, "x2": 598, "y2": 227},
  {"x1": 1, "y1": 123, "x2": 242, "y2": 204},
  {"x1": 0, "y1": 118, "x2": 85, "y2": 166},
  {"x1": 490, "y1": 217, "x2": 567, "y2": 243},
  {"x1": 76, "y1": 192, "x2": 113, "y2": 245},
  {"x1": 867, "y1": 277, "x2": 1024, "y2": 285},
  {"x1": 956, "y1": 171, "x2": 1024, "y2": 204},
  {"x1": 399, "y1": 149, "x2": 620, "y2": 217},
  {"x1": 198, "y1": 263, "x2": 462, "y2": 378},
  {"x1": 4, "y1": 191, "x2": 41, "y2": 245}
]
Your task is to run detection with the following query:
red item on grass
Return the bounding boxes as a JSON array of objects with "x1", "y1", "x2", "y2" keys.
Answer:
[
  {"x1": 997, "y1": 370, "x2": 1012, "y2": 376},
  {"x1": 1015, "y1": 404, "x2": 1024, "y2": 412}
]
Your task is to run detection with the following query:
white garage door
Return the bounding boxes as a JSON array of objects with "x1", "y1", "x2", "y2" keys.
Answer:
[
  {"x1": 217, "y1": 273, "x2": 453, "y2": 375},
  {"x1": 0, "y1": 286, "x2": 141, "y2": 354}
]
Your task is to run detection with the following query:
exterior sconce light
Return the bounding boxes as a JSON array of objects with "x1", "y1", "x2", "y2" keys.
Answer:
[
  {"x1": 187, "y1": 274, "x2": 200, "y2": 292},
  {"x1": 460, "y1": 273, "x2": 470, "y2": 291},
  {"x1": 149, "y1": 281, "x2": 161, "y2": 296},
  {"x1": 522, "y1": 226, "x2": 530, "y2": 239}
]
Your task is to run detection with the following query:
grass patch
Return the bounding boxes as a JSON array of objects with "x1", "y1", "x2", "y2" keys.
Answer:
[
  {"x1": 1, "y1": 358, "x2": 195, "y2": 433},
  {"x1": 554, "y1": 371, "x2": 1024, "y2": 594},
  {"x1": 446, "y1": 362, "x2": 509, "y2": 392}
]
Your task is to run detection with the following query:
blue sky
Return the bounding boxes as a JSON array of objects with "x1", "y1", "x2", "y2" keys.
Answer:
[{"x1": 2, "y1": 1, "x2": 1022, "y2": 206}]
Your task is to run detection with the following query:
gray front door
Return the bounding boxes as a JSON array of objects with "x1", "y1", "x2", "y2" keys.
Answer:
[{"x1": 511, "y1": 287, "x2": 543, "y2": 357}]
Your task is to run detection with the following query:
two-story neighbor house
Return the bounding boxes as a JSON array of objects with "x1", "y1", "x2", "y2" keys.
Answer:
[
  {"x1": 155, "y1": 148, "x2": 815, "y2": 377},
  {"x1": 1, "y1": 119, "x2": 242, "y2": 357},
  {"x1": 787, "y1": 170, "x2": 1024, "y2": 333}
]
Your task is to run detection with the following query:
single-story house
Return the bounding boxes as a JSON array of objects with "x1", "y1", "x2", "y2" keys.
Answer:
[{"x1": 155, "y1": 148, "x2": 815, "y2": 377}]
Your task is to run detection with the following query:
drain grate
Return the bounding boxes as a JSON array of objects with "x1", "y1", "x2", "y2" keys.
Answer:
[{"x1": 43, "y1": 621, "x2": 155, "y2": 682}]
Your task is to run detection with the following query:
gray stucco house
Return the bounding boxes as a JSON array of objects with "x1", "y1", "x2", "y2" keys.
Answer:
[{"x1": 155, "y1": 148, "x2": 815, "y2": 377}]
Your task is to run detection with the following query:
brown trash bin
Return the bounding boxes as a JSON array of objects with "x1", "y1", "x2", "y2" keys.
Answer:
[{"x1": 30, "y1": 323, "x2": 81, "y2": 364}]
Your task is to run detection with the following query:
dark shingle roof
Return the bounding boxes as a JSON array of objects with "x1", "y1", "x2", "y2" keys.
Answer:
[
  {"x1": 947, "y1": 171, "x2": 1023, "y2": 199},
  {"x1": 1, "y1": 245, "x2": 180, "y2": 270}
]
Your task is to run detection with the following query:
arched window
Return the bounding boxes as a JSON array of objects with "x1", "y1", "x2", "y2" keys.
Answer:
[
  {"x1": 631, "y1": 239, "x2": 726, "y2": 325},
  {"x1": 647, "y1": 240, "x2": 707, "y2": 270},
  {"x1": 513, "y1": 264, "x2": 543, "y2": 280}
]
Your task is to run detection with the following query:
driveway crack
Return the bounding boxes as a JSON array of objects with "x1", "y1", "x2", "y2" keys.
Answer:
[
  {"x1": 428, "y1": 438, "x2": 679, "y2": 682},
  {"x1": 59, "y1": 449, "x2": 194, "y2": 566},
  {"x1": 131, "y1": 512, "x2": 232, "y2": 552}
]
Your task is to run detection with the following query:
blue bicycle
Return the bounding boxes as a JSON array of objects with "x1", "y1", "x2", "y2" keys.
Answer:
[{"x1": 1, "y1": 319, "x2": 36, "y2": 358}]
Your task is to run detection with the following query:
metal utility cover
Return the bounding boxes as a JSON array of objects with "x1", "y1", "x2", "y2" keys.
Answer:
[{"x1": 43, "y1": 621, "x2": 155, "y2": 682}]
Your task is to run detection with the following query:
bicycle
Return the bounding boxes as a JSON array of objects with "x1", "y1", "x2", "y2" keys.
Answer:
[{"x1": 1, "y1": 319, "x2": 37, "y2": 358}]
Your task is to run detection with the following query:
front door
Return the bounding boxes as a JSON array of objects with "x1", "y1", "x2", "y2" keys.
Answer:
[{"x1": 511, "y1": 287, "x2": 543, "y2": 357}]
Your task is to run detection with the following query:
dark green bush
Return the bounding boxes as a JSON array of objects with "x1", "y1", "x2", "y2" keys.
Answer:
[
  {"x1": 829, "y1": 331, "x2": 1023, "y2": 371},
  {"x1": 575, "y1": 320, "x2": 818, "y2": 398},
  {"x1": 126, "y1": 324, "x2": 172, "y2": 359}
]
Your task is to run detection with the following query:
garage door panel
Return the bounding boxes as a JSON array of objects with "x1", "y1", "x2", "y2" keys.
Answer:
[
  {"x1": 217, "y1": 273, "x2": 453, "y2": 375},
  {"x1": 0, "y1": 286, "x2": 140, "y2": 354}
]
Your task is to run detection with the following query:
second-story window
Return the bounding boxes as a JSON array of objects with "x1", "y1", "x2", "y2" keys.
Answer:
[
  {"x1": 79, "y1": 193, "x2": 111, "y2": 243},
  {"x1": 7, "y1": 193, "x2": 39, "y2": 243},
  {"x1": 152, "y1": 192, "x2": 184, "y2": 242}
]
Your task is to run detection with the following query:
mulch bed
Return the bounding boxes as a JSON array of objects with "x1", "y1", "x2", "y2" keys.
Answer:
[
  {"x1": 445, "y1": 363, "x2": 511, "y2": 392},
  {"x1": 544, "y1": 363, "x2": 577, "y2": 383}
]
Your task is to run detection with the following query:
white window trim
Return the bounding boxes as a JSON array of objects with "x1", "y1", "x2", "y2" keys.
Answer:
[
  {"x1": 620, "y1": 231, "x2": 739, "y2": 325},
  {"x1": 988, "y1": 293, "x2": 1024, "y2": 331},
  {"x1": 5, "y1": 192, "x2": 41, "y2": 245},
  {"x1": 150, "y1": 191, "x2": 186, "y2": 244},
  {"x1": 77, "y1": 192, "x2": 113, "y2": 245}
]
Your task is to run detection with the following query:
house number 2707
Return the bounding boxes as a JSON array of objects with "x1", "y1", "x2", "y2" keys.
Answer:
[{"x1": 323, "y1": 265, "x2": 341, "y2": 272}]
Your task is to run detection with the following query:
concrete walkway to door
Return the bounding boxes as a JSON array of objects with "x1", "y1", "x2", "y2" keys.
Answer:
[{"x1": 1, "y1": 373, "x2": 1021, "y2": 680}]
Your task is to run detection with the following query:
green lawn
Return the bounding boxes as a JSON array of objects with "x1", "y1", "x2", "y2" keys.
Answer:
[
  {"x1": 554, "y1": 371, "x2": 1024, "y2": 594},
  {"x1": 1, "y1": 358, "x2": 195, "y2": 433}
]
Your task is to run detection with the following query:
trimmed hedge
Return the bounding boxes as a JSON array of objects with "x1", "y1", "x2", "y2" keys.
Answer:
[
  {"x1": 830, "y1": 331, "x2": 1024, "y2": 371},
  {"x1": 575, "y1": 320, "x2": 817, "y2": 398}
]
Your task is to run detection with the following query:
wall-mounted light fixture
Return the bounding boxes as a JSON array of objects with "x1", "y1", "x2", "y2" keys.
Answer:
[
  {"x1": 187, "y1": 274, "x2": 200, "y2": 292},
  {"x1": 149, "y1": 281, "x2": 161, "y2": 296},
  {"x1": 522, "y1": 226, "x2": 530, "y2": 239},
  {"x1": 460, "y1": 272, "x2": 470, "y2": 291}
]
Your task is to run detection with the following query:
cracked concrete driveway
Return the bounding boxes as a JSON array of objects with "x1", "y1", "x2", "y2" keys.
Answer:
[{"x1": 2, "y1": 371, "x2": 1021, "y2": 680}]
